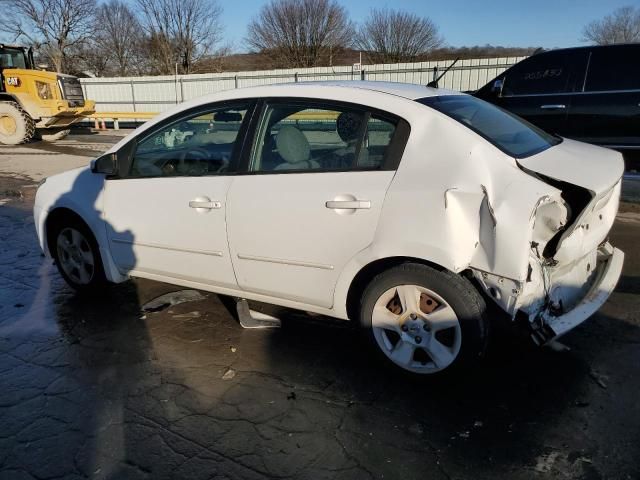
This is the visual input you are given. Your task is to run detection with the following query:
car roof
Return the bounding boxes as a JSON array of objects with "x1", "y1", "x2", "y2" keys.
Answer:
[
  {"x1": 268, "y1": 81, "x2": 460, "y2": 100},
  {"x1": 533, "y1": 43, "x2": 640, "y2": 56}
]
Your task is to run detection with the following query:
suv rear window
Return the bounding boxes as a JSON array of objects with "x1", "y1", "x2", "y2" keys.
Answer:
[
  {"x1": 585, "y1": 46, "x2": 640, "y2": 92},
  {"x1": 417, "y1": 95, "x2": 561, "y2": 158}
]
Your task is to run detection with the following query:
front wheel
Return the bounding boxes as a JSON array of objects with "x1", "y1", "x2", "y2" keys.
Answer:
[
  {"x1": 0, "y1": 102, "x2": 35, "y2": 145},
  {"x1": 50, "y1": 218, "x2": 107, "y2": 293},
  {"x1": 359, "y1": 264, "x2": 489, "y2": 375}
]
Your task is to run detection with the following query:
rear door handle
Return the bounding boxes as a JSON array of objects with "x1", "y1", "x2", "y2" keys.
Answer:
[
  {"x1": 540, "y1": 104, "x2": 566, "y2": 110},
  {"x1": 325, "y1": 200, "x2": 371, "y2": 209}
]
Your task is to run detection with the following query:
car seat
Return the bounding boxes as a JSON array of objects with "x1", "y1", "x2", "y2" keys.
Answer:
[
  {"x1": 335, "y1": 112, "x2": 371, "y2": 167},
  {"x1": 274, "y1": 126, "x2": 320, "y2": 170}
]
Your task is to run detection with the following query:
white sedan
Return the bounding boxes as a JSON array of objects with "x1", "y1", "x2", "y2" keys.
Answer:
[{"x1": 34, "y1": 81, "x2": 624, "y2": 375}]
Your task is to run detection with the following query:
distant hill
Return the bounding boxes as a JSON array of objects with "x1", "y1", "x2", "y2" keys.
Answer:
[{"x1": 193, "y1": 46, "x2": 538, "y2": 73}]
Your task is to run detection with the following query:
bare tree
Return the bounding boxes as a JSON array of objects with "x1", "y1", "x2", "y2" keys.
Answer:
[
  {"x1": 582, "y1": 6, "x2": 640, "y2": 45},
  {"x1": 355, "y1": 8, "x2": 443, "y2": 64},
  {"x1": 136, "y1": 0, "x2": 223, "y2": 74},
  {"x1": 246, "y1": 0, "x2": 354, "y2": 68},
  {"x1": 96, "y1": 0, "x2": 143, "y2": 76},
  {"x1": 0, "y1": 0, "x2": 96, "y2": 72}
]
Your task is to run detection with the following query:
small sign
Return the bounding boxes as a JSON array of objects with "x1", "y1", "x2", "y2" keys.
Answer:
[
  {"x1": 6, "y1": 77, "x2": 20, "y2": 87},
  {"x1": 353, "y1": 63, "x2": 362, "y2": 72}
]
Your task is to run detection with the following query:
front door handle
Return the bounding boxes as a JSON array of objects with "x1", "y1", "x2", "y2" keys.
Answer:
[
  {"x1": 189, "y1": 197, "x2": 222, "y2": 210},
  {"x1": 540, "y1": 104, "x2": 566, "y2": 110},
  {"x1": 325, "y1": 200, "x2": 371, "y2": 209}
]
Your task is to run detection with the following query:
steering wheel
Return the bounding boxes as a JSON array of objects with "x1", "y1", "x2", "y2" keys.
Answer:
[{"x1": 178, "y1": 147, "x2": 211, "y2": 175}]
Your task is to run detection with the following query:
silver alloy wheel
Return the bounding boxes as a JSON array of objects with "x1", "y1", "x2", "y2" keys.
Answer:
[
  {"x1": 371, "y1": 284, "x2": 462, "y2": 373},
  {"x1": 56, "y1": 227, "x2": 95, "y2": 285}
]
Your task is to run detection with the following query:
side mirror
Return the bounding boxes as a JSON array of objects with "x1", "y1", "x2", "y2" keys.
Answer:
[
  {"x1": 91, "y1": 152, "x2": 117, "y2": 175},
  {"x1": 491, "y1": 78, "x2": 504, "y2": 96}
]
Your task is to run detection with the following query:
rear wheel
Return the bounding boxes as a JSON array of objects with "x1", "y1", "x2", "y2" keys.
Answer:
[
  {"x1": 0, "y1": 102, "x2": 35, "y2": 145},
  {"x1": 50, "y1": 217, "x2": 107, "y2": 293},
  {"x1": 359, "y1": 263, "x2": 489, "y2": 375}
]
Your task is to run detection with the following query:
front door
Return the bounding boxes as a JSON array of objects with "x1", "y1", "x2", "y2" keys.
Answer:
[
  {"x1": 103, "y1": 101, "x2": 254, "y2": 288},
  {"x1": 227, "y1": 100, "x2": 407, "y2": 308}
]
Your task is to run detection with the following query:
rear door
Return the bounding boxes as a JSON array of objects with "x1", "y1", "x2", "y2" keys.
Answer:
[
  {"x1": 226, "y1": 99, "x2": 409, "y2": 308},
  {"x1": 493, "y1": 50, "x2": 588, "y2": 135},
  {"x1": 565, "y1": 45, "x2": 640, "y2": 149}
]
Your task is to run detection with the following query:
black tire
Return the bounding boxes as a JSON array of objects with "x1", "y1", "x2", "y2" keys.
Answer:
[
  {"x1": 36, "y1": 127, "x2": 70, "y2": 142},
  {"x1": 49, "y1": 216, "x2": 108, "y2": 294},
  {"x1": 359, "y1": 263, "x2": 489, "y2": 375},
  {"x1": 0, "y1": 102, "x2": 35, "y2": 145}
]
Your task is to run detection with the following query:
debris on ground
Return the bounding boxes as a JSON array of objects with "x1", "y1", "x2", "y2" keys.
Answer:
[
  {"x1": 222, "y1": 368, "x2": 236, "y2": 380},
  {"x1": 287, "y1": 391, "x2": 297, "y2": 400},
  {"x1": 546, "y1": 340, "x2": 570, "y2": 352},
  {"x1": 589, "y1": 369, "x2": 609, "y2": 389},
  {"x1": 230, "y1": 347, "x2": 237, "y2": 353},
  {"x1": 142, "y1": 290, "x2": 207, "y2": 313},
  {"x1": 173, "y1": 311, "x2": 201, "y2": 319}
]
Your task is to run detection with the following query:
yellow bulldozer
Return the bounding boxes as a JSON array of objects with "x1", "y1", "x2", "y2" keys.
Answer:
[{"x1": 0, "y1": 44, "x2": 95, "y2": 145}]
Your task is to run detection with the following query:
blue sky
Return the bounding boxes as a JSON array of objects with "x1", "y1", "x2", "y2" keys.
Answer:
[{"x1": 223, "y1": 0, "x2": 635, "y2": 51}]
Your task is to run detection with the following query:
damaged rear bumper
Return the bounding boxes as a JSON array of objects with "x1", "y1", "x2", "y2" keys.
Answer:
[{"x1": 533, "y1": 243, "x2": 624, "y2": 344}]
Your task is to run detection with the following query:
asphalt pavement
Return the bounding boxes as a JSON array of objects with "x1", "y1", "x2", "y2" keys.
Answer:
[{"x1": 0, "y1": 132, "x2": 639, "y2": 480}]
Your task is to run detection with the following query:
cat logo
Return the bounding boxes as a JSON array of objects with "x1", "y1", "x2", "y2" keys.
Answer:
[{"x1": 6, "y1": 76, "x2": 20, "y2": 87}]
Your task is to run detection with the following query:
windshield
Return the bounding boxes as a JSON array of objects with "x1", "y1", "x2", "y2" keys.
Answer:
[
  {"x1": 417, "y1": 95, "x2": 560, "y2": 158},
  {"x1": 0, "y1": 47, "x2": 28, "y2": 69}
]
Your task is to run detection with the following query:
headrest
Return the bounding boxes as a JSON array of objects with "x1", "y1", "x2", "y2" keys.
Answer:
[
  {"x1": 276, "y1": 126, "x2": 310, "y2": 164},
  {"x1": 337, "y1": 112, "x2": 364, "y2": 142}
]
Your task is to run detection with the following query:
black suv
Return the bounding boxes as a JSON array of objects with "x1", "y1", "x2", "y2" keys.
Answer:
[{"x1": 474, "y1": 44, "x2": 640, "y2": 168}]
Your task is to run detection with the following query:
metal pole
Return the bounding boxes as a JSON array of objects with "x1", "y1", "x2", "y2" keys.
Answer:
[
  {"x1": 175, "y1": 63, "x2": 179, "y2": 104},
  {"x1": 130, "y1": 80, "x2": 136, "y2": 112}
]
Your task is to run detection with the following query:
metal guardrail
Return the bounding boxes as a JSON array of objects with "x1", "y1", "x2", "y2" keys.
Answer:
[{"x1": 87, "y1": 110, "x2": 345, "y2": 130}]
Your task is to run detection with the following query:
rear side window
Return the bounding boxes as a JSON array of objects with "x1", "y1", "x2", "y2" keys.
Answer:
[
  {"x1": 585, "y1": 46, "x2": 640, "y2": 92},
  {"x1": 418, "y1": 95, "x2": 560, "y2": 158},
  {"x1": 502, "y1": 51, "x2": 581, "y2": 96},
  {"x1": 249, "y1": 102, "x2": 398, "y2": 173}
]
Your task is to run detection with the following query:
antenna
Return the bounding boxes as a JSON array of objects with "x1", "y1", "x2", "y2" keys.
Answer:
[{"x1": 426, "y1": 57, "x2": 460, "y2": 88}]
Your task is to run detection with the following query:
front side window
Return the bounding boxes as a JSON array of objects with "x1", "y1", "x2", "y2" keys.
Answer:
[
  {"x1": 418, "y1": 95, "x2": 561, "y2": 158},
  {"x1": 502, "y1": 51, "x2": 574, "y2": 96},
  {"x1": 0, "y1": 48, "x2": 27, "y2": 69},
  {"x1": 130, "y1": 102, "x2": 252, "y2": 178},
  {"x1": 249, "y1": 102, "x2": 397, "y2": 173},
  {"x1": 585, "y1": 46, "x2": 640, "y2": 92}
]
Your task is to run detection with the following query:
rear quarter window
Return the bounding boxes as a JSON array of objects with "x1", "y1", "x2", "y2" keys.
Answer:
[
  {"x1": 585, "y1": 46, "x2": 640, "y2": 92},
  {"x1": 418, "y1": 95, "x2": 561, "y2": 158}
]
